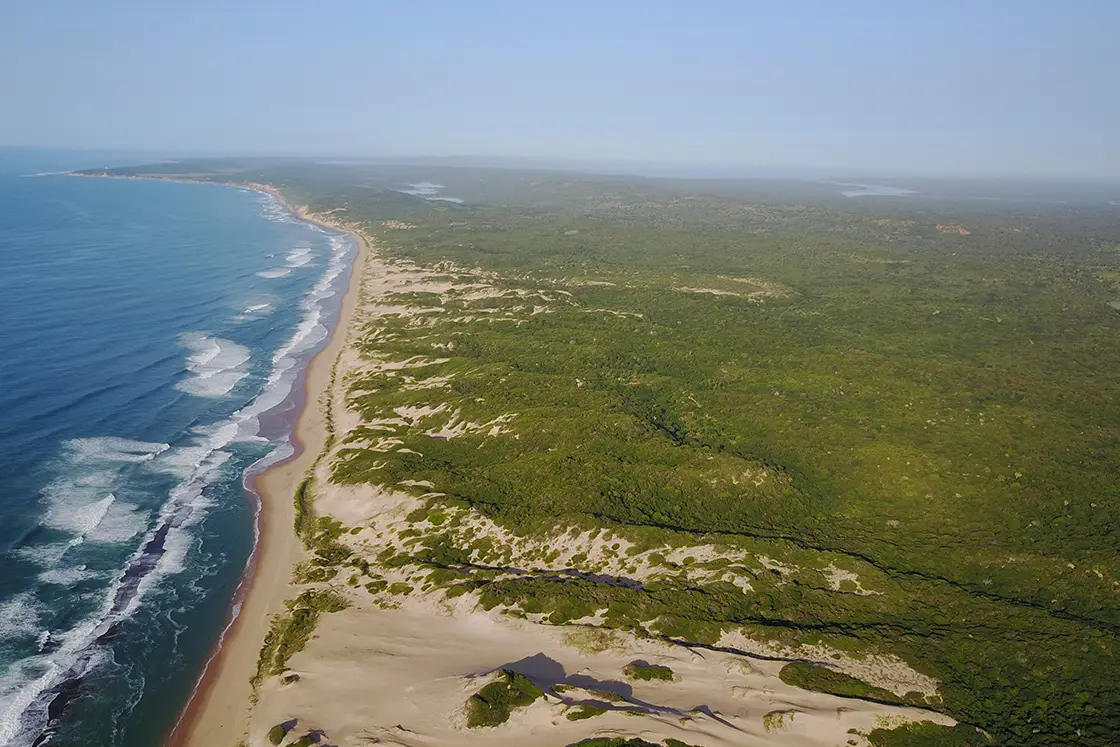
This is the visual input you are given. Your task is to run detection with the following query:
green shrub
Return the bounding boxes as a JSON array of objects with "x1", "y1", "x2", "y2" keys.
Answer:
[
  {"x1": 292, "y1": 479, "x2": 314, "y2": 538},
  {"x1": 566, "y1": 705, "x2": 608, "y2": 721},
  {"x1": 267, "y1": 722, "x2": 290, "y2": 745},
  {"x1": 623, "y1": 661, "x2": 674, "y2": 682},
  {"x1": 252, "y1": 589, "x2": 349, "y2": 687},
  {"x1": 867, "y1": 721, "x2": 989, "y2": 747},
  {"x1": 466, "y1": 669, "x2": 544, "y2": 727},
  {"x1": 779, "y1": 663, "x2": 906, "y2": 704}
]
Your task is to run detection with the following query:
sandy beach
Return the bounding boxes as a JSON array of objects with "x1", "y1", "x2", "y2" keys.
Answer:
[{"x1": 165, "y1": 190, "x2": 370, "y2": 747}]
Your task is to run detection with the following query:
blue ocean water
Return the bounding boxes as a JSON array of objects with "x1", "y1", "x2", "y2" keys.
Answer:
[{"x1": 0, "y1": 150, "x2": 354, "y2": 746}]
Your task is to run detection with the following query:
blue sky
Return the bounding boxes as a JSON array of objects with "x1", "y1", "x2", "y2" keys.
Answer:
[{"x1": 2, "y1": 1, "x2": 1118, "y2": 177}]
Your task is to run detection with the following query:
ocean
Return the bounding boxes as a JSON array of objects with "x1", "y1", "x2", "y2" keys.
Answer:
[{"x1": 0, "y1": 150, "x2": 355, "y2": 746}]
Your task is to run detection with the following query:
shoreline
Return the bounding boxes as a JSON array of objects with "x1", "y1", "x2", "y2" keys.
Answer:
[
  {"x1": 64, "y1": 171, "x2": 371, "y2": 746},
  {"x1": 153, "y1": 181, "x2": 370, "y2": 747}
]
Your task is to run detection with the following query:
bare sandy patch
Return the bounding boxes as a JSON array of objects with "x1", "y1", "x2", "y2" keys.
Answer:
[{"x1": 250, "y1": 593, "x2": 952, "y2": 747}]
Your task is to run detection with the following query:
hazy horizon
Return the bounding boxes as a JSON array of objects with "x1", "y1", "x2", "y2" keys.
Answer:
[{"x1": 4, "y1": 1, "x2": 1119, "y2": 179}]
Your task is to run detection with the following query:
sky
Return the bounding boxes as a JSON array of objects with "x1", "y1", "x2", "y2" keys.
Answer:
[{"x1": 2, "y1": 0, "x2": 1118, "y2": 178}]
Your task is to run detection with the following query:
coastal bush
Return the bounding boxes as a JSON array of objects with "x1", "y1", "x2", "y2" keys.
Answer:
[
  {"x1": 568, "y1": 739, "x2": 697, "y2": 747},
  {"x1": 763, "y1": 711, "x2": 792, "y2": 732},
  {"x1": 466, "y1": 669, "x2": 544, "y2": 728},
  {"x1": 623, "y1": 661, "x2": 674, "y2": 682},
  {"x1": 566, "y1": 705, "x2": 608, "y2": 721},
  {"x1": 292, "y1": 478, "x2": 314, "y2": 539},
  {"x1": 252, "y1": 589, "x2": 349, "y2": 687},
  {"x1": 778, "y1": 662, "x2": 908, "y2": 704},
  {"x1": 866, "y1": 721, "x2": 989, "y2": 747},
  {"x1": 291, "y1": 562, "x2": 338, "y2": 584},
  {"x1": 267, "y1": 723, "x2": 290, "y2": 745}
]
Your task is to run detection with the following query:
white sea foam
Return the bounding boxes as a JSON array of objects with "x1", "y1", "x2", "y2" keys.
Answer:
[
  {"x1": 39, "y1": 438, "x2": 170, "y2": 544},
  {"x1": 244, "y1": 302, "x2": 273, "y2": 314},
  {"x1": 37, "y1": 566, "x2": 99, "y2": 586},
  {"x1": 0, "y1": 588, "x2": 116, "y2": 744},
  {"x1": 43, "y1": 491, "x2": 115, "y2": 538},
  {"x1": 0, "y1": 594, "x2": 42, "y2": 640},
  {"x1": 176, "y1": 333, "x2": 251, "y2": 398},
  {"x1": 67, "y1": 437, "x2": 170, "y2": 463},
  {"x1": 83, "y1": 500, "x2": 147, "y2": 544},
  {"x1": 257, "y1": 192, "x2": 299, "y2": 224},
  {"x1": 255, "y1": 268, "x2": 291, "y2": 279},
  {"x1": 285, "y1": 245, "x2": 313, "y2": 267}
]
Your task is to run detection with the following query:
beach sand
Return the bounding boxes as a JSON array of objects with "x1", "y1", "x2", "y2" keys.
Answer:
[{"x1": 166, "y1": 195, "x2": 370, "y2": 747}]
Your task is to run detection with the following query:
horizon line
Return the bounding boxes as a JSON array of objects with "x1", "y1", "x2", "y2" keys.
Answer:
[{"x1": 4, "y1": 144, "x2": 1120, "y2": 183}]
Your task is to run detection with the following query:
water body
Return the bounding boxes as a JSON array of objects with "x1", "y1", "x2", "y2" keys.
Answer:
[
  {"x1": 396, "y1": 181, "x2": 465, "y2": 204},
  {"x1": 831, "y1": 182, "x2": 917, "y2": 198},
  {"x1": 0, "y1": 153, "x2": 355, "y2": 746}
]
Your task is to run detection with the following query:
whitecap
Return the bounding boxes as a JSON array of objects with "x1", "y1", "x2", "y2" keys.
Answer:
[
  {"x1": 176, "y1": 333, "x2": 251, "y2": 398},
  {"x1": 0, "y1": 593, "x2": 42, "y2": 641},
  {"x1": 255, "y1": 268, "x2": 292, "y2": 279},
  {"x1": 66, "y1": 437, "x2": 170, "y2": 463},
  {"x1": 42, "y1": 490, "x2": 115, "y2": 538},
  {"x1": 37, "y1": 566, "x2": 99, "y2": 586},
  {"x1": 38, "y1": 437, "x2": 169, "y2": 544},
  {"x1": 82, "y1": 500, "x2": 146, "y2": 544},
  {"x1": 285, "y1": 245, "x2": 312, "y2": 268}
]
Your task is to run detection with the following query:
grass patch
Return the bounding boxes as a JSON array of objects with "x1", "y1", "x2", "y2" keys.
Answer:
[
  {"x1": 569, "y1": 739, "x2": 699, "y2": 747},
  {"x1": 623, "y1": 661, "x2": 674, "y2": 681},
  {"x1": 763, "y1": 710, "x2": 793, "y2": 732},
  {"x1": 466, "y1": 669, "x2": 544, "y2": 728},
  {"x1": 867, "y1": 721, "x2": 990, "y2": 746},
  {"x1": 267, "y1": 723, "x2": 290, "y2": 745},
  {"x1": 252, "y1": 589, "x2": 348, "y2": 688},
  {"x1": 779, "y1": 662, "x2": 913, "y2": 705},
  {"x1": 566, "y1": 705, "x2": 608, "y2": 721},
  {"x1": 292, "y1": 478, "x2": 314, "y2": 539}
]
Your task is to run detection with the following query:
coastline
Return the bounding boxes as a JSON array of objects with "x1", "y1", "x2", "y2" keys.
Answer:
[
  {"x1": 63, "y1": 172, "x2": 958, "y2": 747},
  {"x1": 159, "y1": 184, "x2": 370, "y2": 747}
]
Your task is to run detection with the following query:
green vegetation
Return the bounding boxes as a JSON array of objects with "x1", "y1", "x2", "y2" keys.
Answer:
[
  {"x1": 764, "y1": 710, "x2": 792, "y2": 732},
  {"x1": 267, "y1": 723, "x2": 290, "y2": 745},
  {"x1": 867, "y1": 721, "x2": 989, "y2": 747},
  {"x1": 466, "y1": 669, "x2": 545, "y2": 727},
  {"x1": 292, "y1": 478, "x2": 314, "y2": 539},
  {"x1": 252, "y1": 589, "x2": 348, "y2": 687},
  {"x1": 569, "y1": 739, "x2": 698, "y2": 747},
  {"x1": 779, "y1": 662, "x2": 910, "y2": 704},
  {"x1": 566, "y1": 705, "x2": 608, "y2": 720},
  {"x1": 623, "y1": 661, "x2": 674, "y2": 682},
  {"x1": 95, "y1": 160, "x2": 1120, "y2": 745}
]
